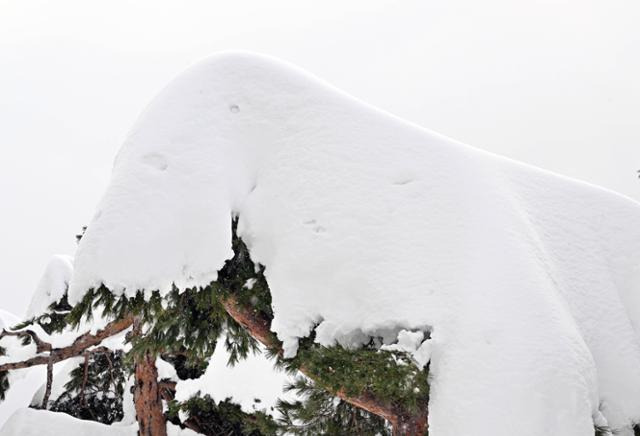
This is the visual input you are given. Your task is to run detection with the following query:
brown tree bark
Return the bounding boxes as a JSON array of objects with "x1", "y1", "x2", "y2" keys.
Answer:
[
  {"x1": 80, "y1": 352, "x2": 90, "y2": 408},
  {"x1": 391, "y1": 413, "x2": 429, "y2": 436},
  {"x1": 41, "y1": 357, "x2": 54, "y2": 409},
  {"x1": 0, "y1": 316, "x2": 133, "y2": 373},
  {"x1": 133, "y1": 352, "x2": 167, "y2": 436},
  {"x1": 220, "y1": 295, "x2": 429, "y2": 435}
]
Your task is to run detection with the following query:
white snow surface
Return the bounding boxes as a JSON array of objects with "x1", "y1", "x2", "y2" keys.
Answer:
[
  {"x1": 25, "y1": 254, "x2": 73, "y2": 318},
  {"x1": 0, "y1": 408, "x2": 196, "y2": 436},
  {"x1": 0, "y1": 310, "x2": 19, "y2": 331},
  {"x1": 380, "y1": 329, "x2": 432, "y2": 369},
  {"x1": 31, "y1": 358, "x2": 83, "y2": 407},
  {"x1": 67, "y1": 52, "x2": 640, "y2": 435},
  {"x1": 0, "y1": 310, "x2": 45, "y2": 428},
  {"x1": 175, "y1": 344, "x2": 293, "y2": 417}
]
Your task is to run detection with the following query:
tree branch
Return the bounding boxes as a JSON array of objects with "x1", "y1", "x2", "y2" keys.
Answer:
[
  {"x1": 0, "y1": 328, "x2": 51, "y2": 353},
  {"x1": 219, "y1": 295, "x2": 424, "y2": 432},
  {"x1": 0, "y1": 317, "x2": 133, "y2": 373},
  {"x1": 41, "y1": 356, "x2": 54, "y2": 408},
  {"x1": 80, "y1": 352, "x2": 90, "y2": 408}
]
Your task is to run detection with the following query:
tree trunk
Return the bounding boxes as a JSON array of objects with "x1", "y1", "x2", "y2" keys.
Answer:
[
  {"x1": 391, "y1": 413, "x2": 428, "y2": 436},
  {"x1": 41, "y1": 357, "x2": 53, "y2": 409},
  {"x1": 133, "y1": 353, "x2": 166, "y2": 436}
]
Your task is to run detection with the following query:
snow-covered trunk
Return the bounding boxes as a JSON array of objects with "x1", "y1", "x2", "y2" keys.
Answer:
[{"x1": 133, "y1": 352, "x2": 166, "y2": 436}]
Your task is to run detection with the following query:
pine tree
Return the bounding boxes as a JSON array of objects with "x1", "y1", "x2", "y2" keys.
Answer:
[{"x1": 0, "y1": 217, "x2": 431, "y2": 435}]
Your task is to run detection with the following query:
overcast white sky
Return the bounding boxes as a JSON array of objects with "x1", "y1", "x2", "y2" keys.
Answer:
[{"x1": 1, "y1": 0, "x2": 639, "y2": 316}]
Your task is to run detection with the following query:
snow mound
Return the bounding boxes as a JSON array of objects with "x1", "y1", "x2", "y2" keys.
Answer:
[
  {"x1": 0, "y1": 408, "x2": 196, "y2": 436},
  {"x1": 68, "y1": 52, "x2": 640, "y2": 435},
  {"x1": 26, "y1": 254, "x2": 73, "y2": 318}
]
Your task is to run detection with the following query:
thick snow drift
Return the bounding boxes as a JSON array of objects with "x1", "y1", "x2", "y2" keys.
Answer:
[
  {"x1": 25, "y1": 254, "x2": 73, "y2": 318},
  {"x1": 68, "y1": 52, "x2": 640, "y2": 435},
  {"x1": 0, "y1": 408, "x2": 196, "y2": 436}
]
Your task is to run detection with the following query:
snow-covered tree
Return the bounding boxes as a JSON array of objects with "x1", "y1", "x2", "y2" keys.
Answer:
[
  {"x1": 3, "y1": 51, "x2": 640, "y2": 436},
  {"x1": 1, "y1": 221, "x2": 429, "y2": 435}
]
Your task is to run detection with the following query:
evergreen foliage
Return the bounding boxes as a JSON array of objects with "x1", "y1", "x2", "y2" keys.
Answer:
[
  {"x1": 0, "y1": 371, "x2": 8, "y2": 401},
  {"x1": 36, "y1": 293, "x2": 73, "y2": 334},
  {"x1": 214, "y1": 217, "x2": 276, "y2": 363},
  {"x1": 167, "y1": 395, "x2": 279, "y2": 436},
  {"x1": 288, "y1": 339, "x2": 429, "y2": 416},
  {"x1": 49, "y1": 349, "x2": 126, "y2": 424},
  {"x1": 64, "y1": 219, "x2": 264, "y2": 367},
  {"x1": 277, "y1": 377, "x2": 390, "y2": 435},
  {"x1": 161, "y1": 352, "x2": 208, "y2": 380},
  {"x1": 215, "y1": 218, "x2": 274, "y2": 321},
  {"x1": 1, "y1": 330, "x2": 11, "y2": 400}
]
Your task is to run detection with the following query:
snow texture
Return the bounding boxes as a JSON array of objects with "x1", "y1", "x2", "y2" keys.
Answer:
[
  {"x1": 30, "y1": 357, "x2": 83, "y2": 407},
  {"x1": 0, "y1": 310, "x2": 45, "y2": 428},
  {"x1": 174, "y1": 344, "x2": 293, "y2": 417},
  {"x1": 0, "y1": 408, "x2": 196, "y2": 436},
  {"x1": 68, "y1": 52, "x2": 640, "y2": 435},
  {"x1": 25, "y1": 254, "x2": 73, "y2": 318},
  {"x1": 380, "y1": 329, "x2": 432, "y2": 369},
  {"x1": 0, "y1": 310, "x2": 19, "y2": 331}
]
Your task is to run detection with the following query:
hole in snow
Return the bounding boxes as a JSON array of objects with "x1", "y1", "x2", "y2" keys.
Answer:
[
  {"x1": 229, "y1": 104, "x2": 240, "y2": 113},
  {"x1": 393, "y1": 177, "x2": 414, "y2": 186},
  {"x1": 141, "y1": 153, "x2": 168, "y2": 171}
]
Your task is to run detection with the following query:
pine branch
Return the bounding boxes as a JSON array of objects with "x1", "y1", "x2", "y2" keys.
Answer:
[
  {"x1": 0, "y1": 316, "x2": 133, "y2": 373},
  {"x1": 219, "y1": 294, "x2": 427, "y2": 434}
]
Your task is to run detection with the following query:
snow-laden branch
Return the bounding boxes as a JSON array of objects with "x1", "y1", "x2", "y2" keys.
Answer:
[
  {"x1": 0, "y1": 316, "x2": 133, "y2": 373},
  {"x1": 220, "y1": 294, "x2": 428, "y2": 434}
]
